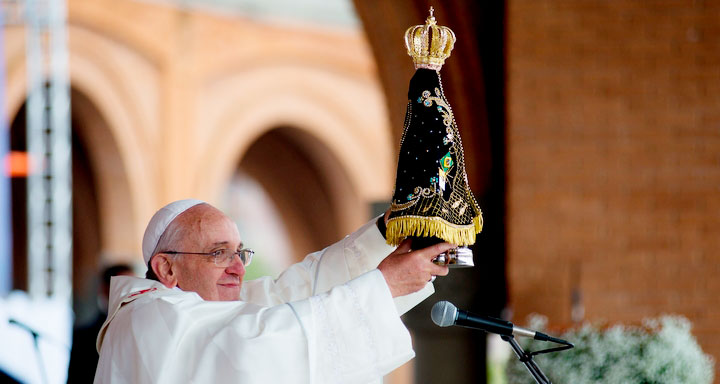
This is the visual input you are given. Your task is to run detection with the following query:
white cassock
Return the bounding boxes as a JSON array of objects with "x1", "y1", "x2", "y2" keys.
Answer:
[{"x1": 94, "y1": 219, "x2": 434, "y2": 384}]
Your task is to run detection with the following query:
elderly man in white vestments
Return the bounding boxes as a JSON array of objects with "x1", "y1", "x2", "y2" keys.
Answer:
[{"x1": 94, "y1": 199, "x2": 452, "y2": 383}]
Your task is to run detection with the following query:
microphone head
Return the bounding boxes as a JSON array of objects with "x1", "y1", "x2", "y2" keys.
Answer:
[{"x1": 431, "y1": 301, "x2": 457, "y2": 327}]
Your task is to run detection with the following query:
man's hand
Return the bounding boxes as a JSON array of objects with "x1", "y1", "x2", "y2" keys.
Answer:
[{"x1": 378, "y1": 239, "x2": 453, "y2": 298}]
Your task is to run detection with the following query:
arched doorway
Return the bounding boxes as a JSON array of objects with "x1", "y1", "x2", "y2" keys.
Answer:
[
  {"x1": 8, "y1": 88, "x2": 135, "y2": 326},
  {"x1": 9, "y1": 99, "x2": 100, "y2": 325},
  {"x1": 69, "y1": 88, "x2": 138, "y2": 324},
  {"x1": 221, "y1": 126, "x2": 362, "y2": 278},
  {"x1": 69, "y1": 91, "x2": 104, "y2": 325}
]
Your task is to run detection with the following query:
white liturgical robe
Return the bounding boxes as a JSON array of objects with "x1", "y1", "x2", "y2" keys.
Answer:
[{"x1": 95, "y1": 219, "x2": 434, "y2": 384}]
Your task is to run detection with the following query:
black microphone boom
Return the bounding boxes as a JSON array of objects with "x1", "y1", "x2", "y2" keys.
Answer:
[
  {"x1": 432, "y1": 301, "x2": 574, "y2": 384},
  {"x1": 431, "y1": 301, "x2": 569, "y2": 344}
]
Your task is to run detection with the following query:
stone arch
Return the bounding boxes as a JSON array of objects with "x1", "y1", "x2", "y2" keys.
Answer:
[
  {"x1": 195, "y1": 64, "x2": 395, "y2": 237},
  {"x1": 69, "y1": 89, "x2": 136, "y2": 264},
  {"x1": 66, "y1": 23, "x2": 162, "y2": 261},
  {"x1": 4, "y1": 23, "x2": 160, "y2": 263},
  {"x1": 6, "y1": 24, "x2": 161, "y2": 263},
  {"x1": 70, "y1": 92, "x2": 104, "y2": 323},
  {"x1": 5, "y1": 87, "x2": 132, "y2": 321},
  {"x1": 234, "y1": 126, "x2": 361, "y2": 263}
]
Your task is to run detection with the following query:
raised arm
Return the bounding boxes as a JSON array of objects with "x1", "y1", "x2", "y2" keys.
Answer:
[
  {"x1": 240, "y1": 216, "x2": 451, "y2": 314},
  {"x1": 239, "y1": 217, "x2": 395, "y2": 305}
]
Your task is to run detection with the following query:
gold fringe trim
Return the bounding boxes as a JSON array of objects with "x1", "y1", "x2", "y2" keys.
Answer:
[{"x1": 386, "y1": 215, "x2": 483, "y2": 247}]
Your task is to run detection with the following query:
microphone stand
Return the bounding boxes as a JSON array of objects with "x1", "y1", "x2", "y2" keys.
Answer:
[
  {"x1": 501, "y1": 335, "x2": 573, "y2": 384},
  {"x1": 9, "y1": 319, "x2": 49, "y2": 384},
  {"x1": 502, "y1": 335, "x2": 550, "y2": 384}
]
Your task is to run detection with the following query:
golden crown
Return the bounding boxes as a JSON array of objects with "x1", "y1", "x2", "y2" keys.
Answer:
[{"x1": 404, "y1": 7, "x2": 456, "y2": 70}]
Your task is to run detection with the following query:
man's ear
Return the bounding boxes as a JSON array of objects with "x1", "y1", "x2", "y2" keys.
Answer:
[{"x1": 151, "y1": 254, "x2": 178, "y2": 288}]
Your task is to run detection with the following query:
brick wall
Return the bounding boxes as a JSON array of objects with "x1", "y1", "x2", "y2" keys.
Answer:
[{"x1": 507, "y1": 0, "x2": 720, "y2": 376}]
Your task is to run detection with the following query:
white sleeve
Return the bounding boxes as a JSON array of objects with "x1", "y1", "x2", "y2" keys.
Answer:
[
  {"x1": 289, "y1": 270, "x2": 415, "y2": 384},
  {"x1": 240, "y1": 218, "x2": 434, "y2": 315}
]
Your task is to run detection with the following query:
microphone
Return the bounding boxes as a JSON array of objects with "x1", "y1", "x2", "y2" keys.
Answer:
[{"x1": 431, "y1": 301, "x2": 567, "y2": 344}]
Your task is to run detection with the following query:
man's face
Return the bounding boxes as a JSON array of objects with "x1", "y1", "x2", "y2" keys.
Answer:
[{"x1": 169, "y1": 205, "x2": 246, "y2": 301}]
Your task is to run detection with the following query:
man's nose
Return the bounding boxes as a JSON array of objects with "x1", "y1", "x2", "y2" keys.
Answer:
[{"x1": 225, "y1": 253, "x2": 245, "y2": 275}]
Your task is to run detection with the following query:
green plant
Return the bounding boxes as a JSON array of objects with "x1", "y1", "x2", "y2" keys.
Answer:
[{"x1": 505, "y1": 315, "x2": 715, "y2": 384}]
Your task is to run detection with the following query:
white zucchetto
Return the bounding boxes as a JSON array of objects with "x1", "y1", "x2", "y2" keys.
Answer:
[{"x1": 142, "y1": 199, "x2": 205, "y2": 264}]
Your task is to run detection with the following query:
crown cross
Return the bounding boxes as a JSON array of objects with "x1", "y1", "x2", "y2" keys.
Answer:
[{"x1": 404, "y1": 7, "x2": 456, "y2": 70}]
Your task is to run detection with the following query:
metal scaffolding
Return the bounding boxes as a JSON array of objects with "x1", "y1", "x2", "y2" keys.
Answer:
[{"x1": 3, "y1": 0, "x2": 73, "y2": 302}]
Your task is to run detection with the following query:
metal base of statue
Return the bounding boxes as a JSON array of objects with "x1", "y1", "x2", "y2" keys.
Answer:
[
  {"x1": 410, "y1": 236, "x2": 474, "y2": 268},
  {"x1": 432, "y1": 246, "x2": 474, "y2": 268}
]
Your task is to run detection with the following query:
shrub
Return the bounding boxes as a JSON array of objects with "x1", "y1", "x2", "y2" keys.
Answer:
[{"x1": 505, "y1": 315, "x2": 715, "y2": 384}]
